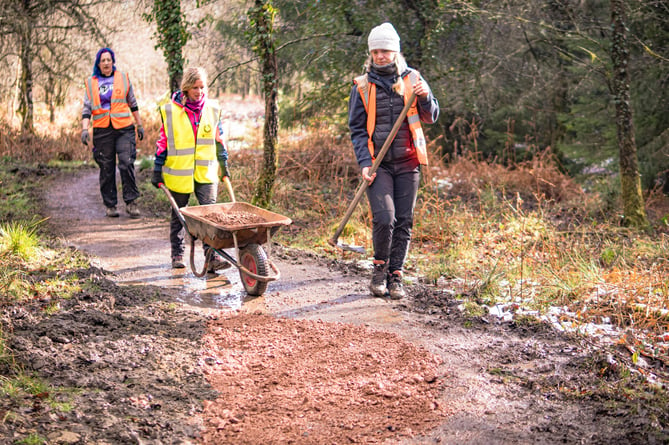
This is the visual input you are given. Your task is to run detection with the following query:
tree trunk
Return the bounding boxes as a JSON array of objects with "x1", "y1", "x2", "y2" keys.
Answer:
[
  {"x1": 17, "y1": 2, "x2": 34, "y2": 135},
  {"x1": 46, "y1": 73, "x2": 55, "y2": 124},
  {"x1": 610, "y1": 0, "x2": 649, "y2": 229},
  {"x1": 249, "y1": 0, "x2": 278, "y2": 208},
  {"x1": 153, "y1": 0, "x2": 186, "y2": 93}
]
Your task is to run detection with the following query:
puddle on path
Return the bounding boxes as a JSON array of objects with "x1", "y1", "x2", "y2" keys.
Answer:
[{"x1": 44, "y1": 170, "x2": 399, "y2": 325}]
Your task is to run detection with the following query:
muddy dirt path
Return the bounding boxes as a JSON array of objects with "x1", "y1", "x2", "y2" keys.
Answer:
[{"x1": 8, "y1": 168, "x2": 662, "y2": 444}]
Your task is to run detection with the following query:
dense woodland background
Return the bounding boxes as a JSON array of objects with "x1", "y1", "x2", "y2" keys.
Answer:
[{"x1": 0, "y1": 0, "x2": 667, "y2": 194}]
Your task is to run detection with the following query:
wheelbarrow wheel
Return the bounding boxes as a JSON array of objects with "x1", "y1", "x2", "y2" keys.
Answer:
[{"x1": 239, "y1": 243, "x2": 268, "y2": 296}]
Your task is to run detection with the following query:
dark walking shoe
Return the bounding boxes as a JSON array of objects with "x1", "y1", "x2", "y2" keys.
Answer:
[
  {"x1": 126, "y1": 201, "x2": 140, "y2": 218},
  {"x1": 369, "y1": 262, "x2": 388, "y2": 297},
  {"x1": 171, "y1": 256, "x2": 186, "y2": 269},
  {"x1": 207, "y1": 251, "x2": 231, "y2": 272},
  {"x1": 388, "y1": 272, "x2": 406, "y2": 300},
  {"x1": 105, "y1": 206, "x2": 119, "y2": 217}
]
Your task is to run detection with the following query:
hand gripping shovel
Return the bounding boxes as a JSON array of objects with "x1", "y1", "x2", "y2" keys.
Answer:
[{"x1": 328, "y1": 90, "x2": 417, "y2": 254}]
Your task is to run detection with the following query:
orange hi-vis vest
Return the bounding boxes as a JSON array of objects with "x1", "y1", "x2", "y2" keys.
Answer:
[
  {"x1": 354, "y1": 70, "x2": 428, "y2": 165},
  {"x1": 85, "y1": 71, "x2": 134, "y2": 129}
]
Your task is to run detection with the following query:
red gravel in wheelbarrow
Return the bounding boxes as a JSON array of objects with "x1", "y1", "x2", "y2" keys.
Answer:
[{"x1": 202, "y1": 210, "x2": 266, "y2": 227}]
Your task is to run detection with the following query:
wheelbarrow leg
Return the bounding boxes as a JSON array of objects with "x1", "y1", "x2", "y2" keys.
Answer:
[{"x1": 189, "y1": 236, "x2": 209, "y2": 278}]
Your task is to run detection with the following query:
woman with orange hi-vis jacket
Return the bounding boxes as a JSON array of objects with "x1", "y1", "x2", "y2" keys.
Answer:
[
  {"x1": 81, "y1": 47, "x2": 144, "y2": 218},
  {"x1": 348, "y1": 23, "x2": 439, "y2": 300}
]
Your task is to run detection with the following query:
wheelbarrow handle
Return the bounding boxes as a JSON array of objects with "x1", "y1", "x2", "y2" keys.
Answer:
[{"x1": 159, "y1": 183, "x2": 188, "y2": 229}]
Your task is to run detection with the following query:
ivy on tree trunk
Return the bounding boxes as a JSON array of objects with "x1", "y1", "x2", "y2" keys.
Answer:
[
  {"x1": 610, "y1": 0, "x2": 649, "y2": 230},
  {"x1": 145, "y1": 0, "x2": 188, "y2": 93},
  {"x1": 248, "y1": 0, "x2": 279, "y2": 208}
]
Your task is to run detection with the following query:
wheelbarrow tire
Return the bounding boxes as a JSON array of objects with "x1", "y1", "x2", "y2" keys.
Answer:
[{"x1": 239, "y1": 243, "x2": 268, "y2": 296}]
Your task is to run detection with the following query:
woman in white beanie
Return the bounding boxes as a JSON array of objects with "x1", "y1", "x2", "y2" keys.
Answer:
[{"x1": 348, "y1": 22, "x2": 439, "y2": 300}]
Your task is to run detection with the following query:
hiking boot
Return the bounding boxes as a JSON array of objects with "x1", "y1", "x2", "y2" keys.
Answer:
[
  {"x1": 207, "y1": 250, "x2": 231, "y2": 272},
  {"x1": 172, "y1": 256, "x2": 186, "y2": 269},
  {"x1": 105, "y1": 206, "x2": 119, "y2": 217},
  {"x1": 126, "y1": 201, "x2": 140, "y2": 218},
  {"x1": 388, "y1": 272, "x2": 406, "y2": 300},
  {"x1": 369, "y1": 262, "x2": 388, "y2": 297}
]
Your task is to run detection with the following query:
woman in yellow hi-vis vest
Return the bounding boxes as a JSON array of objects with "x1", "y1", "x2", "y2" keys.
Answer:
[
  {"x1": 348, "y1": 23, "x2": 439, "y2": 300},
  {"x1": 151, "y1": 67, "x2": 231, "y2": 271},
  {"x1": 81, "y1": 47, "x2": 144, "y2": 218}
]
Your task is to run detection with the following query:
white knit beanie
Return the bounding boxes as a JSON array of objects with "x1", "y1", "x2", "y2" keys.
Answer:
[{"x1": 368, "y1": 22, "x2": 400, "y2": 53}]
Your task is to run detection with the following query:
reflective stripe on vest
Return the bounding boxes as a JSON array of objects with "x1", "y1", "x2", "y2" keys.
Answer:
[
  {"x1": 160, "y1": 100, "x2": 220, "y2": 194},
  {"x1": 354, "y1": 70, "x2": 428, "y2": 165},
  {"x1": 85, "y1": 72, "x2": 134, "y2": 129}
]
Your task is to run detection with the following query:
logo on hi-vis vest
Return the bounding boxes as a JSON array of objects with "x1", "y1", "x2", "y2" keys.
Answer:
[{"x1": 203, "y1": 124, "x2": 212, "y2": 134}]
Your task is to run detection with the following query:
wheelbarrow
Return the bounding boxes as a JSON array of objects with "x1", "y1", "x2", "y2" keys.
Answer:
[{"x1": 159, "y1": 178, "x2": 292, "y2": 296}]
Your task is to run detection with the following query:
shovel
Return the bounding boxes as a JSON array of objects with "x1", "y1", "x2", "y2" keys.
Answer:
[
  {"x1": 222, "y1": 176, "x2": 236, "y2": 202},
  {"x1": 329, "y1": 90, "x2": 417, "y2": 254}
]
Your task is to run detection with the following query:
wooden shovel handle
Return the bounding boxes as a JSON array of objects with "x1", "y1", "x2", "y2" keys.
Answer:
[
  {"x1": 222, "y1": 176, "x2": 236, "y2": 203},
  {"x1": 329, "y1": 90, "x2": 417, "y2": 247}
]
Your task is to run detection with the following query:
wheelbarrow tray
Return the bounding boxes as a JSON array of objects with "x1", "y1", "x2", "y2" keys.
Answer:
[{"x1": 179, "y1": 202, "x2": 292, "y2": 251}]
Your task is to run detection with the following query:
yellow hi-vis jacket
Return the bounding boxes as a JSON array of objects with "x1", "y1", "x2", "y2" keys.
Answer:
[
  {"x1": 85, "y1": 71, "x2": 134, "y2": 129},
  {"x1": 354, "y1": 70, "x2": 428, "y2": 165},
  {"x1": 159, "y1": 100, "x2": 221, "y2": 194}
]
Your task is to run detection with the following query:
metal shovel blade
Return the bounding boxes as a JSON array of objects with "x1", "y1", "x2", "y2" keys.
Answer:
[{"x1": 328, "y1": 238, "x2": 366, "y2": 254}]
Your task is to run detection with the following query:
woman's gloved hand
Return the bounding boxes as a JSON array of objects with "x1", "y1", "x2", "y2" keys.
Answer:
[
  {"x1": 219, "y1": 162, "x2": 230, "y2": 179},
  {"x1": 137, "y1": 125, "x2": 144, "y2": 141},
  {"x1": 151, "y1": 170, "x2": 164, "y2": 189},
  {"x1": 81, "y1": 129, "x2": 89, "y2": 146}
]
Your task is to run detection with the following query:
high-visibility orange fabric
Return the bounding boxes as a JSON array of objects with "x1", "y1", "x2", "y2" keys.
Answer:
[
  {"x1": 354, "y1": 71, "x2": 428, "y2": 165},
  {"x1": 85, "y1": 71, "x2": 133, "y2": 129}
]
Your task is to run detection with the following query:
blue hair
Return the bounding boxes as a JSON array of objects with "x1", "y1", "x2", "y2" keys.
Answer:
[{"x1": 92, "y1": 47, "x2": 116, "y2": 77}]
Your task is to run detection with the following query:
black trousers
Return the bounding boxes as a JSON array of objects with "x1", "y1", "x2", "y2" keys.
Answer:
[
  {"x1": 92, "y1": 125, "x2": 139, "y2": 208},
  {"x1": 168, "y1": 182, "x2": 217, "y2": 259},
  {"x1": 365, "y1": 164, "x2": 420, "y2": 274}
]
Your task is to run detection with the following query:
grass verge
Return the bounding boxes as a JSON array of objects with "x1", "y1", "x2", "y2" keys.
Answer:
[{"x1": 0, "y1": 158, "x2": 92, "y2": 444}]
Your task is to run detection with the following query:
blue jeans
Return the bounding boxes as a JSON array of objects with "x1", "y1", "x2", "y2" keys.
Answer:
[{"x1": 168, "y1": 182, "x2": 217, "y2": 258}]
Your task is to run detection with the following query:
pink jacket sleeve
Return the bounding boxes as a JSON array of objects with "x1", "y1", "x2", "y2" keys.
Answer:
[{"x1": 155, "y1": 125, "x2": 167, "y2": 157}]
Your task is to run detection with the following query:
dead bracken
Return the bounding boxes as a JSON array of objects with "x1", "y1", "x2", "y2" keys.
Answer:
[{"x1": 202, "y1": 210, "x2": 266, "y2": 227}]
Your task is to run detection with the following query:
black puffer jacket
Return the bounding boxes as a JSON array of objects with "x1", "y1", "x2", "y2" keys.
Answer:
[{"x1": 348, "y1": 66, "x2": 439, "y2": 171}]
